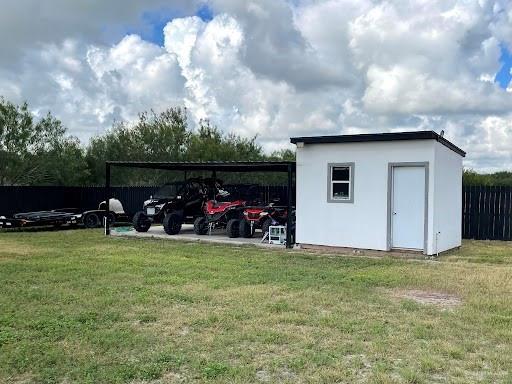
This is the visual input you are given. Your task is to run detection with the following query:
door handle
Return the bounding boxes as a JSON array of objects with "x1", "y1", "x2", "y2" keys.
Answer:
[{"x1": 393, "y1": 212, "x2": 397, "y2": 215}]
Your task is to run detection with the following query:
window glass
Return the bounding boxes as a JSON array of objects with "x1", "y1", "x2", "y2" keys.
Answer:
[
  {"x1": 328, "y1": 163, "x2": 353, "y2": 202},
  {"x1": 332, "y1": 167, "x2": 349, "y2": 181},
  {"x1": 332, "y1": 182, "x2": 349, "y2": 199}
]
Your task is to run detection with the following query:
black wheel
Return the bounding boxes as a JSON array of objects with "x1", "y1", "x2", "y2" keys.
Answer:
[
  {"x1": 83, "y1": 212, "x2": 100, "y2": 229},
  {"x1": 133, "y1": 211, "x2": 151, "y2": 232},
  {"x1": 107, "y1": 212, "x2": 116, "y2": 226},
  {"x1": 261, "y1": 218, "x2": 272, "y2": 236},
  {"x1": 239, "y1": 219, "x2": 254, "y2": 238},
  {"x1": 226, "y1": 219, "x2": 240, "y2": 238},
  {"x1": 163, "y1": 213, "x2": 182, "y2": 235},
  {"x1": 193, "y1": 216, "x2": 208, "y2": 235}
]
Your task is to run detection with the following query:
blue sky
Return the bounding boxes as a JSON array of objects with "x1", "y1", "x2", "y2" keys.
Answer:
[{"x1": 495, "y1": 45, "x2": 512, "y2": 89}]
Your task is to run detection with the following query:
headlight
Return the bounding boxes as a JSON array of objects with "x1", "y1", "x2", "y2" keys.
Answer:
[{"x1": 259, "y1": 212, "x2": 268, "y2": 216}]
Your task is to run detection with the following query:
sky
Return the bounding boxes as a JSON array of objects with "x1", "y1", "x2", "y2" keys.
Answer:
[{"x1": 1, "y1": 0, "x2": 512, "y2": 172}]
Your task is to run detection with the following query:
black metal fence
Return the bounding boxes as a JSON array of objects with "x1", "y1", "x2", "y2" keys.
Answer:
[
  {"x1": 0, "y1": 186, "x2": 155, "y2": 217},
  {"x1": 2, "y1": 185, "x2": 511, "y2": 240},
  {"x1": 462, "y1": 185, "x2": 512, "y2": 241},
  {"x1": 0, "y1": 185, "x2": 294, "y2": 218}
]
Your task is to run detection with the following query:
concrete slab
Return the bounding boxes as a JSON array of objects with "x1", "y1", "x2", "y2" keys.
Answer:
[{"x1": 111, "y1": 224, "x2": 284, "y2": 249}]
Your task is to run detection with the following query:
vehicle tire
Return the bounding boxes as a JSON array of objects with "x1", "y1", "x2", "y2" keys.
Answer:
[
  {"x1": 226, "y1": 218, "x2": 240, "y2": 238},
  {"x1": 239, "y1": 219, "x2": 254, "y2": 238},
  {"x1": 163, "y1": 213, "x2": 182, "y2": 235},
  {"x1": 83, "y1": 212, "x2": 100, "y2": 229},
  {"x1": 261, "y1": 217, "x2": 272, "y2": 236},
  {"x1": 193, "y1": 216, "x2": 208, "y2": 235},
  {"x1": 107, "y1": 212, "x2": 116, "y2": 226},
  {"x1": 133, "y1": 211, "x2": 151, "y2": 232}
]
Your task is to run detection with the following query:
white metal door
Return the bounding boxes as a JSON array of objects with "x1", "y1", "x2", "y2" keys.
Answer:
[{"x1": 391, "y1": 166, "x2": 425, "y2": 250}]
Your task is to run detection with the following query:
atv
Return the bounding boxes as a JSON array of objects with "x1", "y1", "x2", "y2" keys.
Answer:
[
  {"x1": 238, "y1": 204, "x2": 291, "y2": 238},
  {"x1": 193, "y1": 185, "x2": 267, "y2": 238},
  {"x1": 193, "y1": 197, "x2": 247, "y2": 238},
  {"x1": 133, "y1": 178, "x2": 214, "y2": 235}
]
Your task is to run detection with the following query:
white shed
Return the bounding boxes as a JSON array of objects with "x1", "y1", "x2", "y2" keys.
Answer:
[{"x1": 290, "y1": 131, "x2": 465, "y2": 255}]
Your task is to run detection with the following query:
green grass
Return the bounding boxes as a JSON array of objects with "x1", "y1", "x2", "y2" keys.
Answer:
[{"x1": 0, "y1": 230, "x2": 511, "y2": 383}]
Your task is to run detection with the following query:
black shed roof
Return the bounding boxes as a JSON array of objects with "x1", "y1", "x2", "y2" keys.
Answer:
[{"x1": 290, "y1": 130, "x2": 465, "y2": 157}]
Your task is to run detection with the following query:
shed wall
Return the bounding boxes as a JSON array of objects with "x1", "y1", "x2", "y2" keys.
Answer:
[
  {"x1": 296, "y1": 140, "x2": 436, "y2": 252},
  {"x1": 433, "y1": 141, "x2": 463, "y2": 253}
]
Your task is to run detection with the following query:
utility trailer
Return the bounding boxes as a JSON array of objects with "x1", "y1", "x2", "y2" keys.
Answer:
[
  {"x1": 0, "y1": 209, "x2": 81, "y2": 229},
  {"x1": 0, "y1": 199, "x2": 131, "y2": 229}
]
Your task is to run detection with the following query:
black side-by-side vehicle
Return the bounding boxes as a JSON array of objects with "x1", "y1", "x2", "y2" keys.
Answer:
[{"x1": 132, "y1": 178, "x2": 219, "y2": 235}]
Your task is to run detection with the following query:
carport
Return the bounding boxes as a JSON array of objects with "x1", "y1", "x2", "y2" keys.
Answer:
[{"x1": 104, "y1": 161, "x2": 296, "y2": 247}]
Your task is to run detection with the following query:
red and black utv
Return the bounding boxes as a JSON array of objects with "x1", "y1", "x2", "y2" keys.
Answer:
[
  {"x1": 238, "y1": 205, "x2": 291, "y2": 238},
  {"x1": 193, "y1": 198, "x2": 247, "y2": 237},
  {"x1": 193, "y1": 185, "x2": 268, "y2": 238}
]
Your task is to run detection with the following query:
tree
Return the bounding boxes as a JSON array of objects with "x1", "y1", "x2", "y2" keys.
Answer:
[
  {"x1": 0, "y1": 98, "x2": 88, "y2": 185},
  {"x1": 269, "y1": 148, "x2": 295, "y2": 161},
  {"x1": 1, "y1": 98, "x2": 298, "y2": 186},
  {"x1": 85, "y1": 112, "x2": 269, "y2": 185},
  {"x1": 185, "y1": 120, "x2": 263, "y2": 162},
  {"x1": 463, "y1": 169, "x2": 512, "y2": 186},
  {"x1": 85, "y1": 108, "x2": 191, "y2": 184}
]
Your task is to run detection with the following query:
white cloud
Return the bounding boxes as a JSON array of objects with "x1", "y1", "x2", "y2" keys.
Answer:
[
  {"x1": 4, "y1": 36, "x2": 185, "y2": 137},
  {"x1": 450, "y1": 115, "x2": 512, "y2": 172},
  {"x1": 1, "y1": 0, "x2": 512, "y2": 170},
  {"x1": 0, "y1": 1, "x2": 202, "y2": 65},
  {"x1": 163, "y1": 11, "x2": 346, "y2": 147},
  {"x1": 362, "y1": 65, "x2": 512, "y2": 114}
]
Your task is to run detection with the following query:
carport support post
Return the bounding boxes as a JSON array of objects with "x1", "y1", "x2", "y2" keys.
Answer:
[
  {"x1": 105, "y1": 162, "x2": 111, "y2": 235},
  {"x1": 286, "y1": 164, "x2": 293, "y2": 249},
  {"x1": 212, "y1": 170, "x2": 217, "y2": 199}
]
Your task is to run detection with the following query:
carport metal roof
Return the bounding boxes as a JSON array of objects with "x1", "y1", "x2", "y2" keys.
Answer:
[
  {"x1": 104, "y1": 160, "x2": 296, "y2": 247},
  {"x1": 105, "y1": 160, "x2": 295, "y2": 172}
]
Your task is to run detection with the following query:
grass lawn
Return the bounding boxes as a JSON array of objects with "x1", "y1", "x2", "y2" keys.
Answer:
[{"x1": 0, "y1": 231, "x2": 511, "y2": 383}]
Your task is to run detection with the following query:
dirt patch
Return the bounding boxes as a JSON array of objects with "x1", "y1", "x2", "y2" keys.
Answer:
[
  {"x1": 130, "y1": 371, "x2": 185, "y2": 384},
  {"x1": 255, "y1": 368, "x2": 297, "y2": 383},
  {"x1": 391, "y1": 289, "x2": 462, "y2": 308},
  {"x1": 6, "y1": 373, "x2": 36, "y2": 384},
  {"x1": 255, "y1": 370, "x2": 271, "y2": 382}
]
